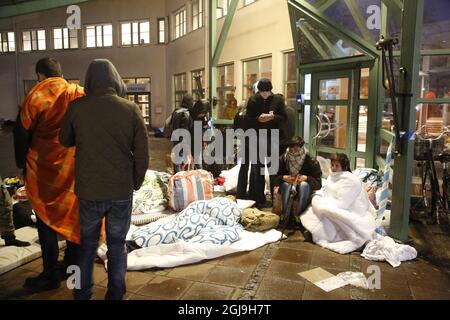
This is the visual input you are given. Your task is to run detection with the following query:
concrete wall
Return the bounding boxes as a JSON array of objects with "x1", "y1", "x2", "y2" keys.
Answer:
[{"x1": 0, "y1": 0, "x2": 294, "y2": 127}]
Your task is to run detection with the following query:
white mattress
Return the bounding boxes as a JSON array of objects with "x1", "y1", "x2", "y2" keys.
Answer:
[{"x1": 0, "y1": 226, "x2": 66, "y2": 276}]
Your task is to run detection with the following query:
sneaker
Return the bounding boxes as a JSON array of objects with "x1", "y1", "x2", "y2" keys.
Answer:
[{"x1": 24, "y1": 273, "x2": 60, "y2": 291}]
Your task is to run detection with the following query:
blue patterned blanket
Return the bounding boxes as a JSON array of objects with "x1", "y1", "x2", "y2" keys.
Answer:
[{"x1": 131, "y1": 198, "x2": 243, "y2": 247}]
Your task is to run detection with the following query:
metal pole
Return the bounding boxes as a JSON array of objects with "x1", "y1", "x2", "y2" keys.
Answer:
[{"x1": 389, "y1": 0, "x2": 424, "y2": 242}]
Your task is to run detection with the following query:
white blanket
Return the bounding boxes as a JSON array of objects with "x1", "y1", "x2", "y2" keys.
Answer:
[
  {"x1": 98, "y1": 226, "x2": 281, "y2": 270},
  {"x1": 361, "y1": 234, "x2": 417, "y2": 267},
  {"x1": 301, "y1": 171, "x2": 376, "y2": 254}
]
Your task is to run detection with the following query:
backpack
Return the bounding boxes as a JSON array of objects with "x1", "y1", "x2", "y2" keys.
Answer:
[{"x1": 163, "y1": 108, "x2": 190, "y2": 139}]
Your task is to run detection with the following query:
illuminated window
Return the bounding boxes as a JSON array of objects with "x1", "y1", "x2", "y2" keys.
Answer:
[
  {"x1": 85, "y1": 24, "x2": 113, "y2": 48},
  {"x1": 121, "y1": 21, "x2": 150, "y2": 46},
  {"x1": 174, "y1": 8, "x2": 187, "y2": 40},
  {"x1": 0, "y1": 31, "x2": 15, "y2": 53},
  {"x1": 22, "y1": 29, "x2": 46, "y2": 51},
  {"x1": 157, "y1": 18, "x2": 166, "y2": 44},
  {"x1": 53, "y1": 27, "x2": 78, "y2": 50},
  {"x1": 192, "y1": 0, "x2": 204, "y2": 31}
]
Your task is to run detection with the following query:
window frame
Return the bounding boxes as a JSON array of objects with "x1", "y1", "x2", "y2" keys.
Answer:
[
  {"x1": 215, "y1": 63, "x2": 236, "y2": 122},
  {"x1": 22, "y1": 29, "x2": 46, "y2": 52},
  {"x1": 52, "y1": 27, "x2": 78, "y2": 50},
  {"x1": 173, "y1": 7, "x2": 187, "y2": 40},
  {"x1": 191, "y1": 69, "x2": 205, "y2": 100},
  {"x1": 120, "y1": 20, "x2": 150, "y2": 47},
  {"x1": 283, "y1": 51, "x2": 298, "y2": 108},
  {"x1": 242, "y1": 55, "x2": 272, "y2": 101},
  {"x1": 84, "y1": 23, "x2": 113, "y2": 48},
  {"x1": 192, "y1": 0, "x2": 204, "y2": 31},
  {"x1": 173, "y1": 73, "x2": 188, "y2": 108},
  {"x1": 216, "y1": 0, "x2": 230, "y2": 19},
  {"x1": 157, "y1": 18, "x2": 166, "y2": 44},
  {"x1": 0, "y1": 31, "x2": 15, "y2": 53}
]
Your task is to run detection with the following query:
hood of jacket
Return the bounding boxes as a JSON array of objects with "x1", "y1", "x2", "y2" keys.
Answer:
[{"x1": 84, "y1": 59, "x2": 127, "y2": 97}]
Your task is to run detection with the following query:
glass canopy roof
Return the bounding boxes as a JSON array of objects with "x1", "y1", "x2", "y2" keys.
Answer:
[{"x1": 288, "y1": 0, "x2": 404, "y2": 66}]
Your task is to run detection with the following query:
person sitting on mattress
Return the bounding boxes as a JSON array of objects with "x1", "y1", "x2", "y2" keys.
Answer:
[{"x1": 300, "y1": 153, "x2": 376, "y2": 254}]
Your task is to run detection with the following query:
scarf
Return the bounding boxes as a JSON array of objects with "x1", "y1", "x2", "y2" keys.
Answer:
[{"x1": 285, "y1": 147, "x2": 306, "y2": 176}]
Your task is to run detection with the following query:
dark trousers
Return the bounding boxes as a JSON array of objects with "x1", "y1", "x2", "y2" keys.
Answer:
[
  {"x1": 36, "y1": 216, "x2": 78, "y2": 277},
  {"x1": 74, "y1": 196, "x2": 132, "y2": 301},
  {"x1": 237, "y1": 137, "x2": 251, "y2": 199},
  {"x1": 248, "y1": 136, "x2": 271, "y2": 206}
]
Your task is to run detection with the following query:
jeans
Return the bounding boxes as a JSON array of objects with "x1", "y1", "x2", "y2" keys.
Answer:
[
  {"x1": 280, "y1": 181, "x2": 311, "y2": 221},
  {"x1": 74, "y1": 196, "x2": 132, "y2": 300},
  {"x1": 36, "y1": 216, "x2": 78, "y2": 277}
]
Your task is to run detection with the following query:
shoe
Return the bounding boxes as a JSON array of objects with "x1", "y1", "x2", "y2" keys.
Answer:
[
  {"x1": 56, "y1": 263, "x2": 70, "y2": 281},
  {"x1": 5, "y1": 237, "x2": 31, "y2": 247},
  {"x1": 302, "y1": 230, "x2": 313, "y2": 243},
  {"x1": 24, "y1": 273, "x2": 60, "y2": 291}
]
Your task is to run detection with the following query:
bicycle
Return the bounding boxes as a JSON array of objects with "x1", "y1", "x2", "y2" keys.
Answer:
[{"x1": 411, "y1": 125, "x2": 450, "y2": 224}]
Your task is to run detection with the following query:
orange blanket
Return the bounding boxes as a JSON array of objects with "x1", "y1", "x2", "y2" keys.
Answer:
[{"x1": 21, "y1": 77, "x2": 84, "y2": 244}]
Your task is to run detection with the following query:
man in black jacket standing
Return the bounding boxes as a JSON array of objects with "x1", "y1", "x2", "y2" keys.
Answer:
[
  {"x1": 60, "y1": 59, "x2": 149, "y2": 300},
  {"x1": 246, "y1": 79, "x2": 287, "y2": 208}
]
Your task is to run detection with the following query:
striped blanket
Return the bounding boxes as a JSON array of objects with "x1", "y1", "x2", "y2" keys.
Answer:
[{"x1": 131, "y1": 197, "x2": 243, "y2": 247}]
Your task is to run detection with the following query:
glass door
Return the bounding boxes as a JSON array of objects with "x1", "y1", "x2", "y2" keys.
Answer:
[
  {"x1": 309, "y1": 69, "x2": 354, "y2": 165},
  {"x1": 126, "y1": 92, "x2": 151, "y2": 128}
]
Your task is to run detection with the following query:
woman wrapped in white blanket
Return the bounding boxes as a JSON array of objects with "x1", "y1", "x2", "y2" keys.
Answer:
[{"x1": 300, "y1": 153, "x2": 376, "y2": 254}]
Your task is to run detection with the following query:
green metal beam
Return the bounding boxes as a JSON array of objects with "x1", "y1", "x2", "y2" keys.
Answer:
[
  {"x1": 211, "y1": 0, "x2": 239, "y2": 67},
  {"x1": 317, "y1": 32, "x2": 342, "y2": 57},
  {"x1": 380, "y1": 128, "x2": 395, "y2": 143},
  {"x1": 0, "y1": 0, "x2": 88, "y2": 18},
  {"x1": 389, "y1": 0, "x2": 424, "y2": 242},
  {"x1": 289, "y1": 0, "x2": 379, "y2": 60},
  {"x1": 298, "y1": 24, "x2": 328, "y2": 59},
  {"x1": 381, "y1": 0, "x2": 402, "y2": 20},
  {"x1": 344, "y1": 0, "x2": 374, "y2": 42},
  {"x1": 317, "y1": 0, "x2": 336, "y2": 13},
  {"x1": 299, "y1": 55, "x2": 373, "y2": 73},
  {"x1": 208, "y1": 0, "x2": 218, "y2": 111}
]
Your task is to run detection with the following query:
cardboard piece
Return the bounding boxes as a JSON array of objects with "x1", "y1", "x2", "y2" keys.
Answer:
[{"x1": 298, "y1": 267, "x2": 348, "y2": 292}]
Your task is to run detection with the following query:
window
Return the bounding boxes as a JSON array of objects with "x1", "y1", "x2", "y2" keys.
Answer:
[
  {"x1": 215, "y1": 64, "x2": 236, "y2": 121},
  {"x1": 284, "y1": 52, "x2": 297, "y2": 108},
  {"x1": 174, "y1": 8, "x2": 187, "y2": 40},
  {"x1": 22, "y1": 29, "x2": 46, "y2": 51},
  {"x1": 192, "y1": 0, "x2": 204, "y2": 31},
  {"x1": 244, "y1": 0, "x2": 256, "y2": 6},
  {"x1": 243, "y1": 56, "x2": 272, "y2": 100},
  {"x1": 216, "y1": 0, "x2": 230, "y2": 19},
  {"x1": 191, "y1": 69, "x2": 205, "y2": 100},
  {"x1": 157, "y1": 18, "x2": 166, "y2": 44},
  {"x1": 0, "y1": 32, "x2": 15, "y2": 53},
  {"x1": 85, "y1": 24, "x2": 113, "y2": 48},
  {"x1": 53, "y1": 27, "x2": 78, "y2": 50},
  {"x1": 174, "y1": 73, "x2": 187, "y2": 107},
  {"x1": 121, "y1": 21, "x2": 150, "y2": 46}
]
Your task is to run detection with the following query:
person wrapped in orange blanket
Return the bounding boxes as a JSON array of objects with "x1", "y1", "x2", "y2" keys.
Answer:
[{"x1": 13, "y1": 58, "x2": 84, "y2": 291}]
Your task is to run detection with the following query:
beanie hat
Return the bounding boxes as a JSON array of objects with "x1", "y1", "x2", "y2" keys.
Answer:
[{"x1": 257, "y1": 78, "x2": 273, "y2": 92}]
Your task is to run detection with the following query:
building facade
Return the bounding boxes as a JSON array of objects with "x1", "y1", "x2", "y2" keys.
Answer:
[{"x1": 0, "y1": 0, "x2": 295, "y2": 128}]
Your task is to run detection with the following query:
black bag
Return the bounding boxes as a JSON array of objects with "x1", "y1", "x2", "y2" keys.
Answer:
[
  {"x1": 163, "y1": 108, "x2": 190, "y2": 139},
  {"x1": 13, "y1": 201, "x2": 35, "y2": 229}
]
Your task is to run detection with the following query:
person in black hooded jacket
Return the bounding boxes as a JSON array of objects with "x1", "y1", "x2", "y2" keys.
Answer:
[
  {"x1": 172, "y1": 98, "x2": 210, "y2": 173},
  {"x1": 60, "y1": 59, "x2": 149, "y2": 300}
]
